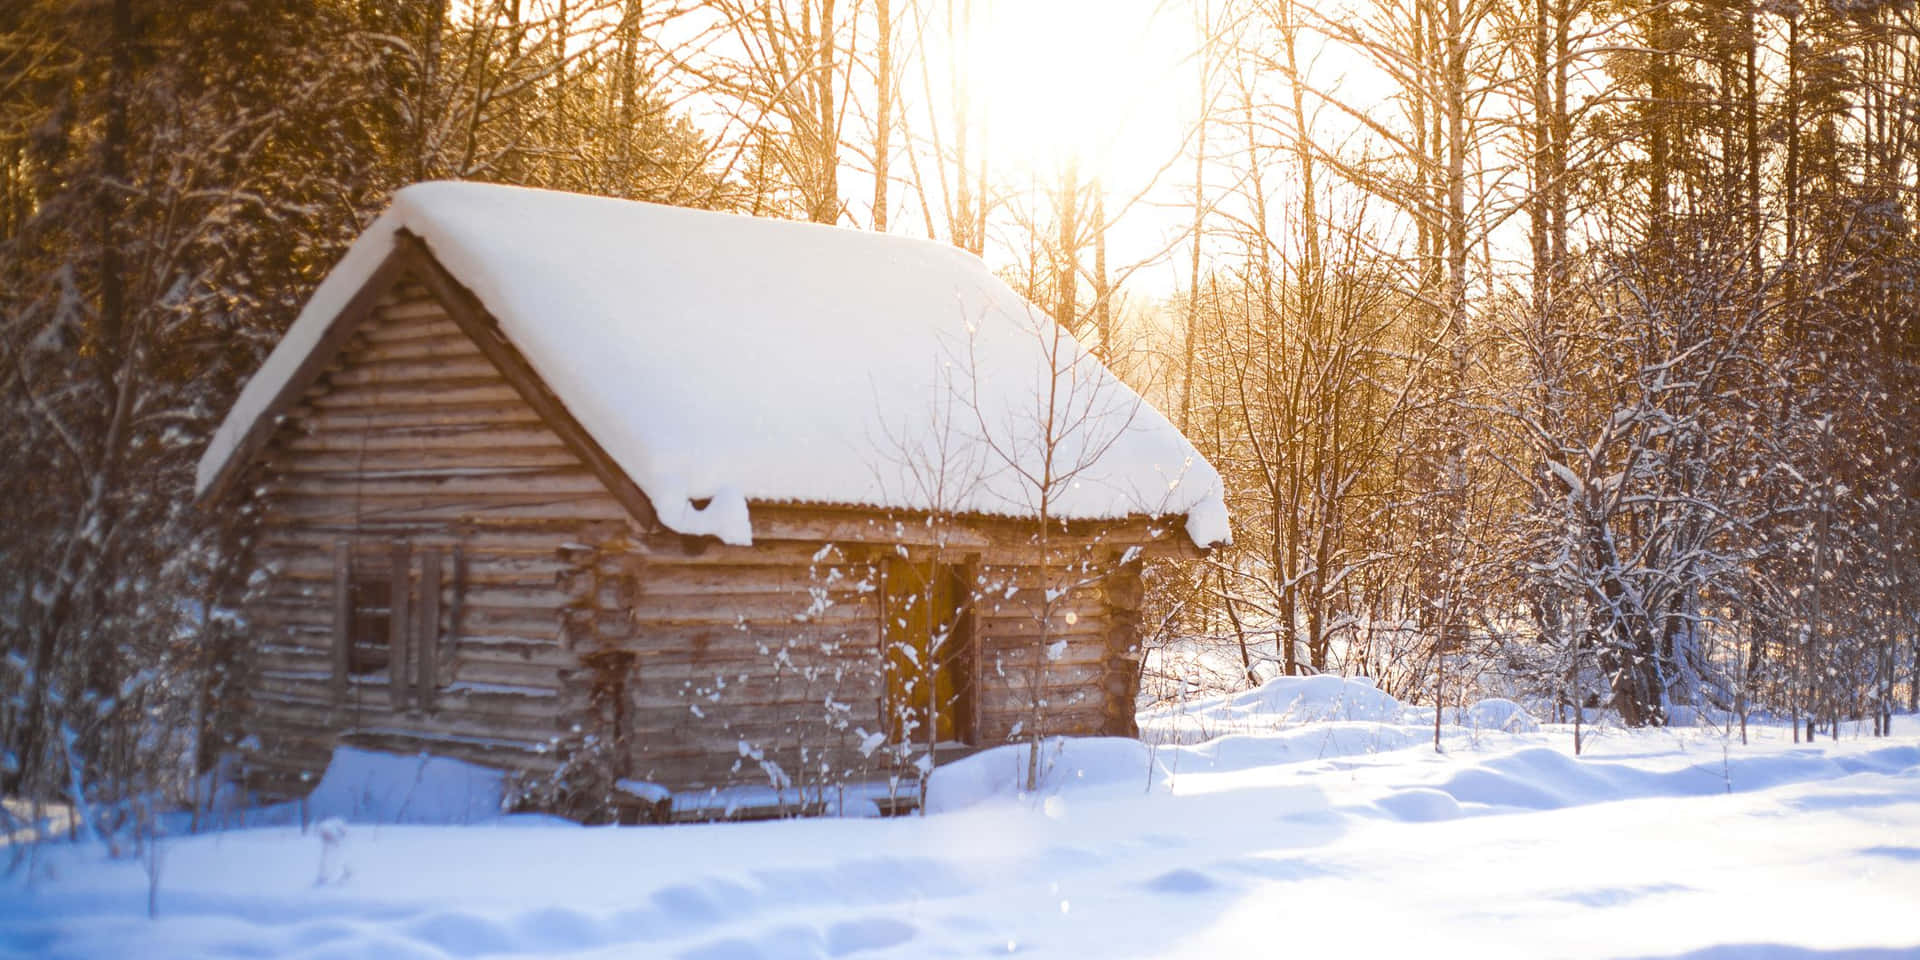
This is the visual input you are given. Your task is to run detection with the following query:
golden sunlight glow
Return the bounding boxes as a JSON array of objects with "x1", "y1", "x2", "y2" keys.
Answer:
[{"x1": 962, "y1": 0, "x2": 1195, "y2": 186}]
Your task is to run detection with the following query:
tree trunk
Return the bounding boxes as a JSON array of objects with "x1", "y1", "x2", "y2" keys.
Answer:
[{"x1": 871, "y1": 0, "x2": 891, "y2": 230}]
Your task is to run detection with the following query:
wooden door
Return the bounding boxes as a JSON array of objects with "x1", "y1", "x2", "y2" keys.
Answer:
[{"x1": 882, "y1": 558, "x2": 971, "y2": 745}]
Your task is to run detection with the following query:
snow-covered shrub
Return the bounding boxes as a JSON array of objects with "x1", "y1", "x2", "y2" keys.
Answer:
[{"x1": 501, "y1": 733, "x2": 623, "y2": 824}]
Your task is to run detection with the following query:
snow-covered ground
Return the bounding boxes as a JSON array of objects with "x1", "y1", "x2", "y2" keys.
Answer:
[{"x1": 4, "y1": 678, "x2": 1918, "y2": 960}]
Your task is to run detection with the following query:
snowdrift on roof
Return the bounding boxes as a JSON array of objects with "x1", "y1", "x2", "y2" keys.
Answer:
[{"x1": 197, "y1": 182, "x2": 1229, "y2": 548}]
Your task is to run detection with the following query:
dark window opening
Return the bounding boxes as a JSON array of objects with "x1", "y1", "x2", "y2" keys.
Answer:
[{"x1": 349, "y1": 575, "x2": 392, "y2": 676}]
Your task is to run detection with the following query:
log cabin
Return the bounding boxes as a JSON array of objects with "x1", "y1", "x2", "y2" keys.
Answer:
[{"x1": 197, "y1": 182, "x2": 1229, "y2": 819}]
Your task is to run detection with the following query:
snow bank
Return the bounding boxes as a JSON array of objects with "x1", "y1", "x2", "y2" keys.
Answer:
[
  {"x1": 926, "y1": 679, "x2": 1547, "y2": 813},
  {"x1": 198, "y1": 182, "x2": 1229, "y2": 548},
  {"x1": 1375, "y1": 787, "x2": 1463, "y2": 822},
  {"x1": 301, "y1": 747, "x2": 506, "y2": 825},
  {"x1": 924, "y1": 737, "x2": 1166, "y2": 812},
  {"x1": 8, "y1": 720, "x2": 1918, "y2": 960},
  {"x1": 1461, "y1": 698, "x2": 1541, "y2": 733},
  {"x1": 1402, "y1": 698, "x2": 1544, "y2": 735},
  {"x1": 1161, "y1": 724, "x2": 1432, "y2": 772},
  {"x1": 1138, "y1": 674, "x2": 1407, "y2": 744}
]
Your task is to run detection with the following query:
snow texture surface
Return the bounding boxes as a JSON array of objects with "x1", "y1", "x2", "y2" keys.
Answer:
[
  {"x1": 8, "y1": 681, "x2": 1918, "y2": 959},
  {"x1": 300, "y1": 748, "x2": 507, "y2": 825},
  {"x1": 1137, "y1": 673, "x2": 1409, "y2": 744},
  {"x1": 196, "y1": 182, "x2": 1229, "y2": 547}
]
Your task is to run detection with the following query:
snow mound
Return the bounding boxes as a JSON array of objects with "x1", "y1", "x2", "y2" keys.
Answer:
[
  {"x1": 1402, "y1": 698, "x2": 1544, "y2": 734},
  {"x1": 1139, "y1": 675, "x2": 1405, "y2": 744},
  {"x1": 303, "y1": 747, "x2": 507, "y2": 824},
  {"x1": 1463, "y1": 698, "x2": 1541, "y2": 733},
  {"x1": 1162, "y1": 724, "x2": 1431, "y2": 773},
  {"x1": 1376, "y1": 787, "x2": 1463, "y2": 822},
  {"x1": 1144, "y1": 867, "x2": 1219, "y2": 894},
  {"x1": 924, "y1": 737, "x2": 1164, "y2": 813}
]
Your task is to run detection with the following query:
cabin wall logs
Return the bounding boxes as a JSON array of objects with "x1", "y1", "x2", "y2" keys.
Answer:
[{"x1": 233, "y1": 276, "x2": 1155, "y2": 802}]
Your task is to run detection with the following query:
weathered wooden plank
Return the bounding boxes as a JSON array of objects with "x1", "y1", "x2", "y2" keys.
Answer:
[
  {"x1": 971, "y1": 642, "x2": 1110, "y2": 671},
  {"x1": 418, "y1": 549, "x2": 442, "y2": 709},
  {"x1": 623, "y1": 563, "x2": 880, "y2": 598},
  {"x1": 327, "y1": 355, "x2": 501, "y2": 386},
  {"x1": 456, "y1": 607, "x2": 566, "y2": 637},
  {"x1": 442, "y1": 634, "x2": 567, "y2": 660},
  {"x1": 330, "y1": 539, "x2": 350, "y2": 704},
  {"x1": 972, "y1": 605, "x2": 1113, "y2": 630},
  {"x1": 257, "y1": 695, "x2": 566, "y2": 740},
  {"x1": 975, "y1": 660, "x2": 1106, "y2": 690},
  {"x1": 262, "y1": 520, "x2": 626, "y2": 551},
  {"x1": 267, "y1": 470, "x2": 614, "y2": 500},
  {"x1": 967, "y1": 568, "x2": 1118, "y2": 594},
  {"x1": 289, "y1": 404, "x2": 548, "y2": 433},
  {"x1": 307, "y1": 380, "x2": 525, "y2": 411},
  {"x1": 448, "y1": 659, "x2": 565, "y2": 690},
  {"x1": 389, "y1": 540, "x2": 412, "y2": 711},
  {"x1": 623, "y1": 594, "x2": 877, "y2": 626},
  {"x1": 594, "y1": 621, "x2": 877, "y2": 656},
  {"x1": 261, "y1": 494, "x2": 633, "y2": 526},
  {"x1": 361, "y1": 309, "x2": 458, "y2": 337},
  {"x1": 375, "y1": 294, "x2": 448, "y2": 317},
  {"x1": 258, "y1": 526, "x2": 587, "y2": 558},
  {"x1": 619, "y1": 539, "x2": 866, "y2": 567},
  {"x1": 630, "y1": 714, "x2": 885, "y2": 743},
  {"x1": 254, "y1": 644, "x2": 334, "y2": 670},
  {"x1": 351, "y1": 327, "x2": 468, "y2": 359},
  {"x1": 265, "y1": 548, "x2": 571, "y2": 586},
  {"x1": 259, "y1": 579, "x2": 576, "y2": 625},
  {"x1": 629, "y1": 671, "x2": 886, "y2": 710},
  {"x1": 283, "y1": 427, "x2": 573, "y2": 455},
  {"x1": 622, "y1": 644, "x2": 884, "y2": 675},
  {"x1": 272, "y1": 447, "x2": 584, "y2": 476}
]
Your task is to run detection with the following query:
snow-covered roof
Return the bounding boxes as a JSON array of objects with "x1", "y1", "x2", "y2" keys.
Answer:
[{"x1": 197, "y1": 182, "x2": 1229, "y2": 548}]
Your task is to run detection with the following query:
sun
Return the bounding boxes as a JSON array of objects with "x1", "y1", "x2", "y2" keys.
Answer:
[{"x1": 961, "y1": 0, "x2": 1197, "y2": 188}]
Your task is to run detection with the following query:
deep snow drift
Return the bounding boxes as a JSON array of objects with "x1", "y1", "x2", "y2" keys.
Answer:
[{"x1": 4, "y1": 677, "x2": 1918, "y2": 960}]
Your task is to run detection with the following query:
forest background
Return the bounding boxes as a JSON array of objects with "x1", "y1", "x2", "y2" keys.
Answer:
[{"x1": 1, "y1": 0, "x2": 1916, "y2": 824}]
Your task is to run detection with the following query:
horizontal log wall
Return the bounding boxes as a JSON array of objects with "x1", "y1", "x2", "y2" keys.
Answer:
[
  {"x1": 969, "y1": 550, "x2": 1138, "y2": 743},
  {"x1": 231, "y1": 275, "x2": 1164, "y2": 805},
  {"x1": 239, "y1": 280, "x2": 613, "y2": 796}
]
